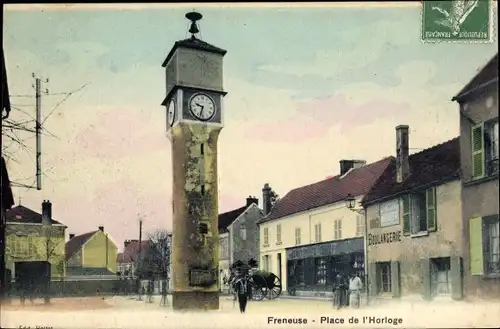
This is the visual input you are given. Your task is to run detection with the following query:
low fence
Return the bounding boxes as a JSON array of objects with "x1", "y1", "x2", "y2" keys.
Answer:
[{"x1": 7, "y1": 279, "x2": 137, "y2": 298}]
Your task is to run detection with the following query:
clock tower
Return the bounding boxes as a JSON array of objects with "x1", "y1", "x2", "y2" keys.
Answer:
[{"x1": 162, "y1": 12, "x2": 226, "y2": 310}]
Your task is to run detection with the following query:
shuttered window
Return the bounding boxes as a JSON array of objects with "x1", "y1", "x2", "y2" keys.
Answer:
[
  {"x1": 263, "y1": 228, "x2": 269, "y2": 246},
  {"x1": 402, "y1": 195, "x2": 411, "y2": 236},
  {"x1": 471, "y1": 123, "x2": 485, "y2": 179},
  {"x1": 426, "y1": 187, "x2": 437, "y2": 232},
  {"x1": 276, "y1": 224, "x2": 282, "y2": 244},
  {"x1": 469, "y1": 216, "x2": 484, "y2": 276}
]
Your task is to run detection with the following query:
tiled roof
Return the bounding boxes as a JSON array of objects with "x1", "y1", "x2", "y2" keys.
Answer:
[
  {"x1": 117, "y1": 240, "x2": 149, "y2": 264},
  {"x1": 258, "y1": 157, "x2": 393, "y2": 224},
  {"x1": 66, "y1": 267, "x2": 116, "y2": 276},
  {"x1": 218, "y1": 206, "x2": 247, "y2": 234},
  {"x1": 65, "y1": 231, "x2": 97, "y2": 261},
  {"x1": 6, "y1": 205, "x2": 63, "y2": 225},
  {"x1": 453, "y1": 53, "x2": 498, "y2": 102},
  {"x1": 162, "y1": 36, "x2": 227, "y2": 67},
  {"x1": 362, "y1": 137, "x2": 460, "y2": 205},
  {"x1": 1, "y1": 157, "x2": 14, "y2": 211}
]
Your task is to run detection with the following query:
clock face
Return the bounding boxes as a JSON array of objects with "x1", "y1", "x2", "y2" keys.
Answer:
[
  {"x1": 167, "y1": 100, "x2": 175, "y2": 126},
  {"x1": 189, "y1": 93, "x2": 216, "y2": 121}
]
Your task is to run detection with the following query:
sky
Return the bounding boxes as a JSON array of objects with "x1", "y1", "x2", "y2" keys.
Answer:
[{"x1": 3, "y1": 3, "x2": 498, "y2": 251}]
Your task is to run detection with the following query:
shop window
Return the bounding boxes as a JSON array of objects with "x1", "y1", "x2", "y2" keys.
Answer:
[
  {"x1": 315, "y1": 257, "x2": 327, "y2": 285},
  {"x1": 430, "y1": 257, "x2": 451, "y2": 296},
  {"x1": 377, "y1": 262, "x2": 392, "y2": 293}
]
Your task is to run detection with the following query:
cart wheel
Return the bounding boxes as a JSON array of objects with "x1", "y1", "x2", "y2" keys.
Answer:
[
  {"x1": 251, "y1": 287, "x2": 266, "y2": 301},
  {"x1": 267, "y1": 275, "x2": 282, "y2": 300}
]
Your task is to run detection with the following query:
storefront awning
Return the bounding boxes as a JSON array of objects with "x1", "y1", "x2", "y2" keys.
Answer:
[{"x1": 286, "y1": 237, "x2": 364, "y2": 261}]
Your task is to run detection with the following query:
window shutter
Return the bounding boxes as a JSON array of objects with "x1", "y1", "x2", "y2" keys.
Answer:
[
  {"x1": 426, "y1": 187, "x2": 437, "y2": 232},
  {"x1": 469, "y1": 216, "x2": 484, "y2": 276},
  {"x1": 450, "y1": 256, "x2": 463, "y2": 300},
  {"x1": 390, "y1": 261, "x2": 401, "y2": 298},
  {"x1": 471, "y1": 123, "x2": 485, "y2": 179},
  {"x1": 420, "y1": 258, "x2": 432, "y2": 300},
  {"x1": 402, "y1": 195, "x2": 411, "y2": 236}
]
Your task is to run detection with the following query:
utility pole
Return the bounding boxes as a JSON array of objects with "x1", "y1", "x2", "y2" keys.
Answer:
[
  {"x1": 32, "y1": 73, "x2": 49, "y2": 191},
  {"x1": 137, "y1": 217, "x2": 143, "y2": 296}
]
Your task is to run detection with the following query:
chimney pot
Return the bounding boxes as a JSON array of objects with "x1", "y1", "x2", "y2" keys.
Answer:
[
  {"x1": 396, "y1": 125, "x2": 410, "y2": 183},
  {"x1": 98, "y1": 226, "x2": 104, "y2": 232},
  {"x1": 246, "y1": 196, "x2": 258, "y2": 207},
  {"x1": 69, "y1": 233, "x2": 75, "y2": 240},
  {"x1": 41, "y1": 200, "x2": 52, "y2": 225}
]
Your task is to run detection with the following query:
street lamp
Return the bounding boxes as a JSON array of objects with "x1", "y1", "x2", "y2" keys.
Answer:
[{"x1": 345, "y1": 193, "x2": 356, "y2": 210}]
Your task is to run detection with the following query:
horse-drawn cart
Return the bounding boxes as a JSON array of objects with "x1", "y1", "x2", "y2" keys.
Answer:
[{"x1": 249, "y1": 270, "x2": 282, "y2": 300}]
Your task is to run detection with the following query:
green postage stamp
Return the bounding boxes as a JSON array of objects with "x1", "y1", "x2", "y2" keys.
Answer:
[{"x1": 422, "y1": 0, "x2": 494, "y2": 43}]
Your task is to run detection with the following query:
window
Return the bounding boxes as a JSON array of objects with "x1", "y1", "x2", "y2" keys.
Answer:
[
  {"x1": 356, "y1": 215, "x2": 365, "y2": 236},
  {"x1": 314, "y1": 223, "x2": 322, "y2": 242},
  {"x1": 261, "y1": 255, "x2": 271, "y2": 272},
  {"x1": 469, "y1": 215, "x2": 500, "y2": 277},
  {"x1": 486, "y1": 218, "x2": 500, "y2": 276},
  {"x1": 294, "y1": 227, "x2": 301, "y2": 245},
  {"x1": 430, "y1": 257, "x2": 451, "y2": 296},
  {"x1": 379, "y1": 199, "x2": 400, "y2": 227},
  {"x1": 276, "y1": 224, "x2": 282, "y2": 244},
  {"x1": 201, "y1": 185, "x2": 205, "y2": 195},
  {"x1": 200, "y1": 143, "x2": 204, "y2": 155},
  {"x1": 334, "y1": 220, "x2": 342, "y2": 240},
  {"x1": 315, "y1": 258, "x2": 327, "y2": 284},
  {"x1": 471, "y1": 120, "x2": 499, "y2": 179},
  {"x1": 263, "y1": 227, "x2": 269, "y2": 246},
  {"x1": 377, "y1": 262, "x2": 392, "y2": 293},
  {"x1": 240, "y1": 224, "x2": 247, "y2": 240},
  {"x1": 402, "y1": 187, "x2": 437, "y2": 236},
  {"x1": 220, "y1": 238, "x2": 228, "y2": 258},
  {"x1": 13, "y1": 236, "x2": 31, "y2": 256}
]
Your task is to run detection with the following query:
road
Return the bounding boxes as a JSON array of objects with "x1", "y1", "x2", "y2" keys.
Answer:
[{"x1": 1, "y1": 295, "x2": 499, "y2": 328}]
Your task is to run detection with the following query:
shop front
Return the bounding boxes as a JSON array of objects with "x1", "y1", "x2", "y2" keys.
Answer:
[{"x1": 286, "y1": 237, "x2": 364, "y2": 297}]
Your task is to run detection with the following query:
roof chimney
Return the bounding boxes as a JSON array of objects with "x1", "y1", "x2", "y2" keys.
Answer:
[
  {"x1": 396, "y1": 125, "x2": 410, "y2": 183},
  {"x1": 98, "y1": 226, "x2": 104, "y2": 232},
  {"x1": 124, "y1": 239, "x2": 131, "y2": 249},
  {"x1": 246, "y1": 195, "x2": 258, "y2": 207},
  {"x1": 69, "y1": 233, "x2": 75, "y2": 240},
  {"x1": 262, "y1": 183, "x2": 272, "y2": 216},
  {"x1": 339, "y1": 160, "x2": 366, "y2": 176},
  {"x1": 41, "y1": 200, "x2": 52, "y2": 225}
]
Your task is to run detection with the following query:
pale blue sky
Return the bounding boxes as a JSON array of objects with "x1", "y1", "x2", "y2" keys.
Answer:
[{"x1": 3, "y1": 3, "x2": 498, "y2": 249}]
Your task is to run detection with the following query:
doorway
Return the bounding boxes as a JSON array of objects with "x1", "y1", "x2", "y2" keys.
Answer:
[{"x1": 277, "y1": 253, "x2": 282, "y2": 280}]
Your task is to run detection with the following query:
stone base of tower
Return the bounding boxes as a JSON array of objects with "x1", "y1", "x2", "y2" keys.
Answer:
[{"x1": 172, "y1": 291, "x2": 219, "y2": 311}]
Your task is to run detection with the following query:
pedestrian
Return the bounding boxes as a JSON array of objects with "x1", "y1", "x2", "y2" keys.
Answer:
[
  {"x1": 349, "y1": 272, "x2": 363, "y2": 309},
  {"x1": 333, "y1": 272, "x2": 347, "y2": 309}
]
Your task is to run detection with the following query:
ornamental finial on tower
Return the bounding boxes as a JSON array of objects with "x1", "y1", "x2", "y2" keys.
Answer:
[{"x1": 185, "y1": 11, "x2": 203, "y2": 39}]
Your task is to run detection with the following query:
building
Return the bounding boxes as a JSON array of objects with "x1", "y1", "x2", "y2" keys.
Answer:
[
  {"x1": 258, "y1": 158, "x2": 392, "y2": 297},
  {"x1": 452, "y1": 53, "x2": 499, "y2": 300},
  {"x1": 218, "y1": 196, "x2": 263, "y2": 287},
  {"x1": 1, "y1": 49, "x2": 15, "y2": 297},
  {"x1": 116, "y1": 239, "x2": 149, "y2": 279},
  {"x1": 65, "y1": 226, "x2": 118, "y2": 279},
  {"x1": 362, "y1": 125, "x2": 462, "y2": 301},
  {"x1": 5, "y1": 201, "x2": 67, "y2": 281}
]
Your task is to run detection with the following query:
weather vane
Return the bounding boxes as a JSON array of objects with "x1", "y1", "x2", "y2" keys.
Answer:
[{"x1": 185, "y1": 11, "x2": 202, "y2": 39}]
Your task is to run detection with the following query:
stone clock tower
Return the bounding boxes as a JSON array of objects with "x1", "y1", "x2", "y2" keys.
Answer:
[{"x1": 161, "y1": 12, "x2": 226, "y2": 310}]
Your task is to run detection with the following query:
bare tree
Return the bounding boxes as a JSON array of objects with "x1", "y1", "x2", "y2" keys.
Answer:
[
  {"x1": 39, "y1": 225, "x2": 64, "y2": 304},
  {"x1": 135, "y1": 229, "x2": 171, "y2": 306}
]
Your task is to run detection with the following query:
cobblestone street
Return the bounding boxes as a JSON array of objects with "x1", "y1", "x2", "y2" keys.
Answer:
[{"x1": 2, "y1": 296, "x2": 499, "y2": 328}]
